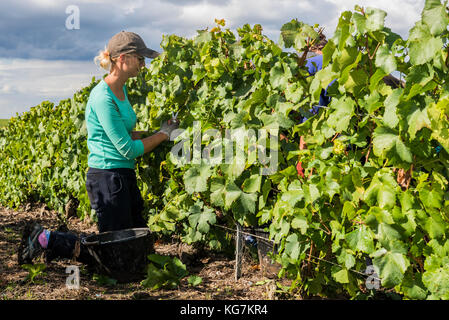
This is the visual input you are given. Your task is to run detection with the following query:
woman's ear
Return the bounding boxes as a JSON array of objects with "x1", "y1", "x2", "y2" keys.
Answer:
[{"x1": 117, "y1": 53, "x2": 126, "y2": 64}]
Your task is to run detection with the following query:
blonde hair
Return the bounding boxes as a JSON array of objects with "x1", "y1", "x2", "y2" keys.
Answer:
[{"x1": 94, "y1": 47, "x2": 114, "y2": 71}]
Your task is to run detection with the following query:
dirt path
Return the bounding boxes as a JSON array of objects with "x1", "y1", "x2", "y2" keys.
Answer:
[{"x1": 0, "y1": 203, "x2": 291, "y2": 300}]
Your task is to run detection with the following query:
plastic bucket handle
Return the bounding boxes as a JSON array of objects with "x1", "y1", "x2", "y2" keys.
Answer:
[{"x1": 81, "y1": 228, "x2": 150, "y2": 247}]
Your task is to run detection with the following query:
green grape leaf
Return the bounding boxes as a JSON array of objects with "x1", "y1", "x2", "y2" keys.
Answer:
[
  {"x1": 400, "y1": 272, "x2": 428, "y2": 300},
  {"x1": 364, "y1": 171, "x2": 398, "y2": 209},
  {"x1": 428, "y1": 99, "x2": 449, "y2": 152},
  {"x1": 365, "y1": 7, "x2": 387, "y2": 32},
  {"x1": 183, "y1": 162, "x2": 213, "y2": 194},
  {"x1": 373, "y1": 127, "x2": 412, "y2": 162},
  {"x1": 327, "y1": 96, "x2": 355, "y2": 132},
  {"x1": 422, "y1": 267, "x2": 449, "y2": 299},
  {"x1": 242, "y1": 174, "x2": 262, "y2": 193},
  {"x1": 188, "y1": 275, "x2": 203, "y2": 286},
  {"x1": 210, "y1": 177, "x2": 226, "y2": 207},
  {"x1": 270, "y1": 61, "x2": 289, "y2": 91},
  {"x1": 372, "y1": 248, "x2": 410, "y2": 288},
  {"x1": 332, "y1": 268, "x2": 350, "y2": 284},
  {"x1": 423, "y1": 213, "x2": 446, "y2": 239},
  {"x1": 375, "y1": 44, "x2": 397, "y2": 74},
  {"x1": 395, "y1": 138, "x2": 413, "y2": 163},
  {"x1": 422, "y1": 0, "x2": 449, "y2": 36},
  {"x1": 259, "y1": 178, "x2": 271, "y2": 210},
  {"x1": 383, "y1": 89, "x2": 402, "y2": 129},
  {"x1": 407, "y1": 106, "x2": 431, "y2": 140},
  {"x1": 284, "y1": 233, "x2": 301, "y2": 260},
  {"x1": 408, "y1": 22, "x2": 444, "y2": 65},
  {"x1": 188, "y1": 202, "x2": 216, "y2": 234},
  {"x1": 419, "y1": 188, "x2": 443, "y2": 210},
  {"x1": 233, "y1": 191, "x2": 257, "y2": 216},
  {"x1": 337, "y1": 250, "x2": 356, "y2": 270},
  {"x1": 291, "y1": 211, "x2": 308, "y2": 234},
  {"x1": 224, "y1": 180, "x2": 242, "y2": 210},
  {"x1": 345, "y1": 225, "x2": 375, "y2": 254}
]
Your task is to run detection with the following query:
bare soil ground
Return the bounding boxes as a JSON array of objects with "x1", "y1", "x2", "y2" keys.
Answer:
[{"x1": 0, "y1": 203, "x2": 293, "y2": 300}]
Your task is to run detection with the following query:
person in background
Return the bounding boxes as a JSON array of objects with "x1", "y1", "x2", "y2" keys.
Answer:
[
  {"x1": 296, "y1": 36, "x2": 407, "y2": 179},
  {"x1": 304, "y1": 34, "x2": 332, "y2": 108},
  {"x1": 18, "y1": 31, "x2": 179, "y2": 265},
  {"x1": 296, "y1": 34, "x2": 334, "y2": 178}
]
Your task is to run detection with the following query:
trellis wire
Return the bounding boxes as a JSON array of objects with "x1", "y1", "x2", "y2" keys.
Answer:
[{"x1": 213, "y1": 223, "x2": 382, "y2": 283}]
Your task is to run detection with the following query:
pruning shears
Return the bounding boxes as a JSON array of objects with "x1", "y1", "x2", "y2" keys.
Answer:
[{"x1": 170, "y1": 111, "x2": 180, "y2": 125}]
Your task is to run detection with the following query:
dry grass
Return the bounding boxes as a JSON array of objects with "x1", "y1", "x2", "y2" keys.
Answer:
[{"x1": 0, "y1": 203, "x2": 293, "y2": 300}]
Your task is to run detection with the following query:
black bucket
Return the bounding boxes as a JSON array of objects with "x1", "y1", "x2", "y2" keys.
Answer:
[{"x1": 81, "y1": 228, "x2": 154, "y2": 283}]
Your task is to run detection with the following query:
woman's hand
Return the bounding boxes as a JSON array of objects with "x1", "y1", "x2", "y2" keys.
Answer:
[{"x1": 158, "y1": 118, "x2": 180, "y2": 140}]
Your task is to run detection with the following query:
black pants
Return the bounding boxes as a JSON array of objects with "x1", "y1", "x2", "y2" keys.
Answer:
[{"x1": 46, "y1": 167, "x2": 146, "y2": 263}]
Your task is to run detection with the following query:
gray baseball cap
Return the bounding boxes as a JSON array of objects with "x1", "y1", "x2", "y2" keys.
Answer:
[{"x1": 107, "y1": 31, "x2": 160, "y2": 59}]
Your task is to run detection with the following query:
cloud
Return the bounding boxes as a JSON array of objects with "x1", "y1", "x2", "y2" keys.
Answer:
[
  {"x1": 0, "y1": 58, "x2": 105, "y2": 118},
  {"x1": 163, "y1": 0, "x2": 232, "y2": 7},
  {"x1": 323, "y1": 0, "x2": 424, "y2": 37},
  {"x1": 1, "y1": 84, "x2": 13, "y2": 94},
  {"x1": 0, "y1": 0, "x2": 425, "y2": 62},
  {"x1": 0, "y1": 0, "x2": 429, "y2": 118}
]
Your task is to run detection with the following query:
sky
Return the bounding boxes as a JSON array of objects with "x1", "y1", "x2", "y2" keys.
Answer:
[{"x1": 0, "y1": 0, "x2": 426, "y2": 119}]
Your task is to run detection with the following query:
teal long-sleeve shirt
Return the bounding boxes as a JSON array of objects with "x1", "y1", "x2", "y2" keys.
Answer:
[{"x1": 85, "y1": 80, "x2": 144, "y2": 169}]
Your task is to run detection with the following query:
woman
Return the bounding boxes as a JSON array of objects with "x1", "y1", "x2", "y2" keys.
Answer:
[{"x1": 18, "y1": 31, "x2": 178, "y2": 265}]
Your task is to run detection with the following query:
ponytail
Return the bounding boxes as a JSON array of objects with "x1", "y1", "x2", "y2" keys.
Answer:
[{"x1": 94, "y1": 47, "x2": 113, "y2": 71}]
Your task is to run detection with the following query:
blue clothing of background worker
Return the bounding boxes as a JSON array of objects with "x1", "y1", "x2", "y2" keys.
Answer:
[
  {"x1": 305, "y1": 54, "x2": 332, "y2": 108},
  {"x1": 300, "y1": 34, "x2": 335, "y2": 124},
  {"x1": 297, "y1": 34, "x2": 334, "y2": 177}
]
